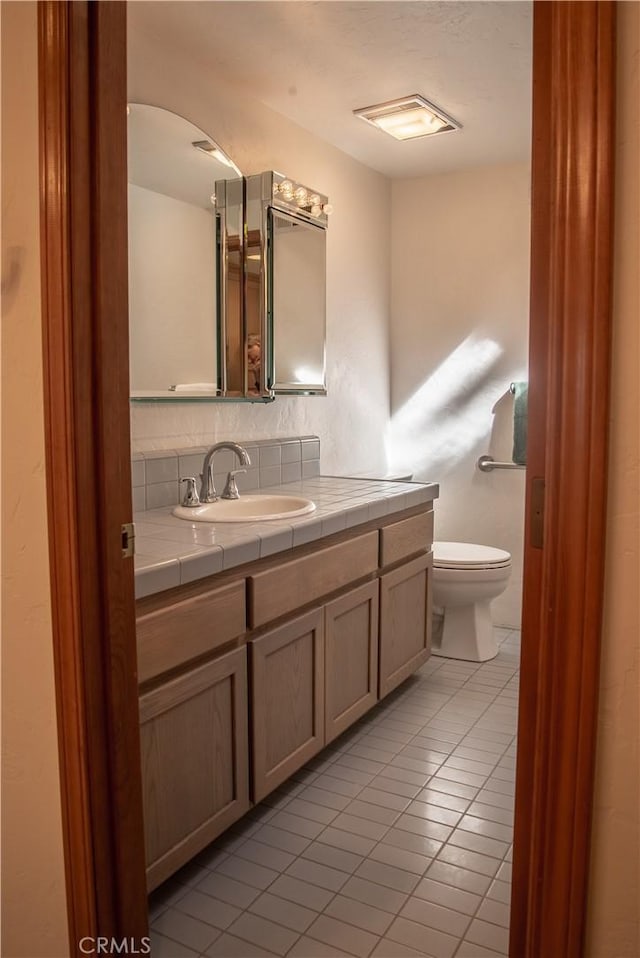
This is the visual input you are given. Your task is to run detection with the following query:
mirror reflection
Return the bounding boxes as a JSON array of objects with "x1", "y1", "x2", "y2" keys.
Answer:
[
  {"x1": 269, "y1": 210, "x2": 326, "y2": 393},
  {"x1": 127, "y1": 103, "x2": 241, "y2": 399}
]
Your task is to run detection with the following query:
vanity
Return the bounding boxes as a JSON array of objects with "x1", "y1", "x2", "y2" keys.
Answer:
[
  {"x1": 133, "y1": 475, "x2": 438, "y2": 890},
  {"x1": 127, "y1": 103, "x2": 437, "y2": 892}
]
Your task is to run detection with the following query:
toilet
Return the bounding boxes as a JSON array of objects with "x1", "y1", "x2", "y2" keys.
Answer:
[{"x1": 431, "y1": 541, "x2": 512, "y2": 662}]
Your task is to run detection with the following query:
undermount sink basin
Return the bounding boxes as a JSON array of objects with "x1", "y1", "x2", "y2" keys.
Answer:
[{"x1": 173, "y1": 494, "x2": 316, "y2": 523}]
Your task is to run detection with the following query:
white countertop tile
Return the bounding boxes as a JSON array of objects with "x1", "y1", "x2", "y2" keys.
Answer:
[{"x1": 133, "y1": 476, "x2": 438, "y2": 598}]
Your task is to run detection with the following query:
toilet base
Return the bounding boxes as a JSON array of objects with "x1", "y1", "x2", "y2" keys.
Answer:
[{"x1": 431, "y1": 601, "x2": 498, "y2": 662}]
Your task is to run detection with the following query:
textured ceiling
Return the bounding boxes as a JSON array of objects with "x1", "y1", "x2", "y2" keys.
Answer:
[{"x1": 128, "y1": 1, "x2": 532, "y2": 179}]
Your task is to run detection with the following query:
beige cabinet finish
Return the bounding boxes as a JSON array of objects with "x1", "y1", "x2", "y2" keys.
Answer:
[
  {"x1": 135, "y1": 502, "x2": 436, "y2": 885},
  {"x1": 250, "y1": 608, "x2": 325, "y2": 802},
  {"x1": 379, "y1": 552, "x2": 433, "y2": 698},
  {"x1": 379, "y1": 510, "x2": 434, "y2": 568},
  {"x1": 325, "y1": 580, "x2": 379, "y2": 743},
  {"x1": 139, "y1": 647, "x2": 249, "y2": 890},
  {"x1": 136, "y1": 579, "x2": 246, "y2": 684},
  {"x1": 248, "y1": 530, "x2": 378, "y2": 628}
]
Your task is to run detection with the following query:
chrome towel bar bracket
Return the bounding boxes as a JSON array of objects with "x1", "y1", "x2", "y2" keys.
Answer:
[{"x1": 477, "y1": 455, "x2": 525, "y2": 472}]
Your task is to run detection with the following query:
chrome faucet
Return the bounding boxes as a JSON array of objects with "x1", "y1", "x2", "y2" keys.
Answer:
[{"x1": 199, "y1": 441, "x2": 251, "y2": 502}]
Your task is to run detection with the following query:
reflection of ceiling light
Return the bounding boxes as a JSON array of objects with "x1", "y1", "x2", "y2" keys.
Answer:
[
  {"x1": 247, "y1": 254, "x2": 261, "y2": 260},
  {"x1": 353, "y1": 95, "x2": 461, "y2": 141},
  {"x1": 192, "y1": 140, "x2": 235, "y2": 166}
]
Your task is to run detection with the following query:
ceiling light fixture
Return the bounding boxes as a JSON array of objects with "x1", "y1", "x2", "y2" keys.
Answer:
[
  {"x1": 353, "y1": 94, "x2": 461, "y2": 142},
  {"x1": 192, "y1": 140, "x2": 235, "y2": 167}
]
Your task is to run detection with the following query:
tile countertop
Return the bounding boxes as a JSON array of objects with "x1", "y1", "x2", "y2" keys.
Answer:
[{"x1": 134, "y1": 476, "x2": 439, "y2": 599}]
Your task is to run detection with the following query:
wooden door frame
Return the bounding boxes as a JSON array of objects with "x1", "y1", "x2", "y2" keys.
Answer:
[
  {"x1": 38, "y1": 1, "x2": 616, "y2": 955},
  {"x1": 39, "y1": 1, "x2": 148, "y2": 948},
  {"x1": 511, "y1": 4, "x2": 615, "y2": 956}
]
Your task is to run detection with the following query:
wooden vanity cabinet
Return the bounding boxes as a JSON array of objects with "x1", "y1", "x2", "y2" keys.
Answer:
[
  {"x1": 135, "y1": 501, "x2": 435, "y2": 883},
  {"x1": 139, "y1": 646, "x2": 249, "y2": 891},
  {"x1": 379, "y1": 552, "x2": 433, "y2": 698},
  {"x1": 250, "y1": 608, "x2": 324, "y2": 802},
  {"x1": 249, "y1": 579, "x2": 381, "y2": 801}
]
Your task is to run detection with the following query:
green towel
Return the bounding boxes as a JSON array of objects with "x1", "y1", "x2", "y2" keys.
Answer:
[{"x1": 512, "y1": 382, "x2": 528, "y2": 465}]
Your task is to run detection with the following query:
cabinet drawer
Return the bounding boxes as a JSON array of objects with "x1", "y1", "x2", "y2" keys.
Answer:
[
  {"x1": 136, "y1": 579, "x2": 246, "y2": 684},
  {"x1": 248, "y1": 531, "x2": 378, "y2": 628},
  {"x1": 380, "y1": 510, "x2": 434, "y2": 568}
]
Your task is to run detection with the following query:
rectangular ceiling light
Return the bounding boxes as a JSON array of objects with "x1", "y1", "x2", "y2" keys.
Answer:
[{"x1": 353, "y1": 95, "x2": 461, "y2": 141}]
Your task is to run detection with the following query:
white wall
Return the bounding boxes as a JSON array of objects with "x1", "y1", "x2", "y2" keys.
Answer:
[
  {"x1": 1, "y1": 3, "x2": 69, "y2": 955},
  {"x1": 127, "y1": 21, "x2": 391, "y2": 476},
  {"x1": 389, "y1": 163, "x2": 531, "y2": 627},
  {"x1": 128, "y1": 183, "x2": 217, "y2": 393}
]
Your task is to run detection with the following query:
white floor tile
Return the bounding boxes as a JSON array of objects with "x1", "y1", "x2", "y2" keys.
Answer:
[
  {"x1": 150, "y1": 628, "x2": 521, "y2": 958},
  {"x1": 371, "y1": 937, "x2": 429, "y2": 957},
  {"x1": 235, "y1": 837, "x2": 296, "y2": 873},
  {"x1": 196, "y1": 871, "x2": 261, "y2": 909},
  {"x1": 476, "y1": 897, "x2": 511, "y2": 928},
  {"x1": 325, "y1": 893, "x2": 395, "y2": 936},
  {"x1": 226, "y1": 911, "x2": 300, "y2": 956},
  {"x1": 150, "y1": 931, "x2": 200, "y2": 957},
  {"x1": 465, "y1": 917, "x2": 510, "y2": 955},
  {"x1": 205, "y1": 931, "x2": 278, "y2": 956},
  {"x1": 316, "y1": 825, "x2": 377, "y2": 857},
  {"x1": 386, "y1": 915, "x2": 458, "y2": 958},
  {"x1": 174, "y1": 888, "x2": 241, "y2": 930},
  {"x1": 269, "y1": 875, "x2": 334, "y2": 912},
  {"x1": 216, "y1": 855, "x2": 279, "y2": 890},
  {"x1": 400, "y1": 896, "x2": 471, "y2": 937},
  {"x1": 413, "y1": 877, "x2": 481, "y2": 916},
  {"x1": 305, "y1": 913, "x2": 379, "y2": 958},
  {"x1": 286, "y1": 855, "x2": 350, "y2": 891},
  {"x1": 252, "y1": 824, "x2": 313, "y2": 856},
  {"x1": 249, "y1": 890, "x2": 317, "y2": 933},
  {"x1": 301, "y1": 840, "x2": 364, "y2": 875},
  {"x1": 340, "y1": 875, "x2": 409, "y2": 915},
  {"x1": 287, "y1": 934, "x2": 353, "y2": 957},
  {"x1": 151, "y1": 907, "x2": 221, "y2": 953},
  {"x1": 355, "y1": 858, "x2": 421, "y2": 894}
]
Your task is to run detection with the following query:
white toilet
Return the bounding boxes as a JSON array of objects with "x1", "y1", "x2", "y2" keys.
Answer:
[{"x1": 431, "y1": 541, "x2": 512, "y2": 662}]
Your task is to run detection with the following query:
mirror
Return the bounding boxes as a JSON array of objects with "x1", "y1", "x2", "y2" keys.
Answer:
[
  {"x1": 127, "y1": 103, "x2": 240, "y2": 400},
  {"x1": 269, "y1": 210, "x2": 326, "y2": 393},
  {"x1": 241, "y1": 170, "x2": 329, "y2": 396},
  {"x1": 128, "y1": 107, "x2": 329, "y2": 401}
]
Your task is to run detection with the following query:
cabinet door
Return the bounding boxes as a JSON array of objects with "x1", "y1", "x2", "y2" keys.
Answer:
[
  {"x1": 325, "y1": 580, "x2": 379, "y2": 744},
  {"x1": 379, "y1": 552, "x2": 432, "y2": 698},
  {"x1": 139, "y1": 647, "x2": 249, "y2": 890},
  {"x1": 250, "y1": 607, "x2": 324, "y2": 802}
]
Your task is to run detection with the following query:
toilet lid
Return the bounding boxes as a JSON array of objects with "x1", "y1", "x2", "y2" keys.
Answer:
[{"x1": 433, "y1": 541, "x2": 511, "y2": 569}]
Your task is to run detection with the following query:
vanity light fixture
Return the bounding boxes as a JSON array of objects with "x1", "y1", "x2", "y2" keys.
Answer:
[
  {"x1": 192, "y1": 140, "x2": 235, "y2": 167},
  {"x1": 272, "y1": 176, "x2": 332, "y2": 220},
  {"x1": 353, "y1": 94, "x2": 461, "y2": 141}
]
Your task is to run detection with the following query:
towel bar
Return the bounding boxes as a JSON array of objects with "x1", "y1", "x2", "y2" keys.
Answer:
[{"x1": 477, "y1": 455, "x2": 525, "y2": 472}]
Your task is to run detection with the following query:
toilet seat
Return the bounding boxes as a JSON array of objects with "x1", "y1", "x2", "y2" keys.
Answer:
[{"x1": 433, "y1": 541, "x2": 511, "y2": 570}]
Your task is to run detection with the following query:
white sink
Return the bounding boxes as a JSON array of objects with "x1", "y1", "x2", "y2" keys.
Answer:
[{"x1": 173, "y1": 494, "x2": 316, "y2": 523}]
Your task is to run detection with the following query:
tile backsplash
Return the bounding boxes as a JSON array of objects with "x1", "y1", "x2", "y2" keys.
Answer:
[{"x1": 131, "y1": 436, "x2": 321, "y2": 512}]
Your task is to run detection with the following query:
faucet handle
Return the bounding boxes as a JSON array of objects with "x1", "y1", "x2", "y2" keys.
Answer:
[
  {"x1": 179, "y1": 477, "x2": 200, "y2": 507},
  {"x1": 222, "y1": 469, "x2": 246, "y2": 500}
]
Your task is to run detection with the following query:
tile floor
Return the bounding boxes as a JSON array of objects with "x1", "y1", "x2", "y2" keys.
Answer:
[{"x1": 149, "y1": 628, "x2": 521, "y2": 958}]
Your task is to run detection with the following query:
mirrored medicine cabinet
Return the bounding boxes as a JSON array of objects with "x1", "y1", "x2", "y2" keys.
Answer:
[{"x1": 127, "y1": 103, "x2": 329, "y2": 402}]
